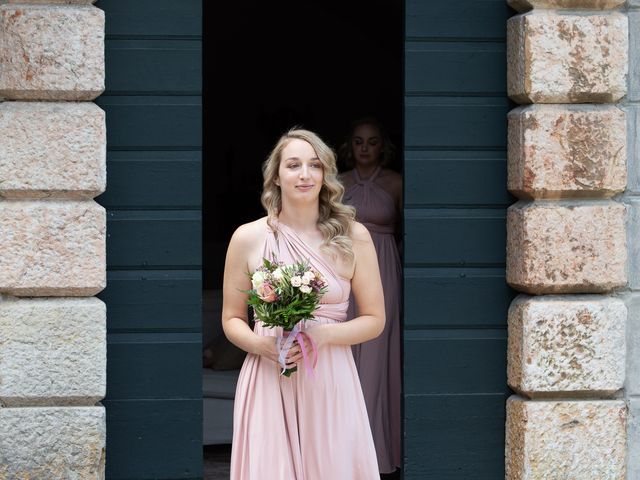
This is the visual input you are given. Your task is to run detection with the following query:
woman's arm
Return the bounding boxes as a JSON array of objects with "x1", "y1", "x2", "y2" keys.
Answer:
[
  {"x1": 306, "y1": 222, "x2": 385, "y2": 348},
  {"x1": 221, "y1": 224, "x2": 298, "y2": 369}
]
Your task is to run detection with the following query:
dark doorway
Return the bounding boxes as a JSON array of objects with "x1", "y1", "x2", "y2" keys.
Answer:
[
  {"x1": 204, "y1": 0, "x2": 403, "y2": 276},
  {"x1": 202, "y1": 0, "x2": 403, "y2": 477}
]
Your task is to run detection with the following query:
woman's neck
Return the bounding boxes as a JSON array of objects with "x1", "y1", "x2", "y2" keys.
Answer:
[
  {"x1": 278, "y1": 201, "x2": 320, "y2": 234},
  {"x1": 355, "y1": 163, "x2": 379, "y2": 180}
]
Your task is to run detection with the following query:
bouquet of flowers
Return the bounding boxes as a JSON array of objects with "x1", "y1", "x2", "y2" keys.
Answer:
[{"x1": 246, "y1": 257, "x2": 328, "y2": 376}]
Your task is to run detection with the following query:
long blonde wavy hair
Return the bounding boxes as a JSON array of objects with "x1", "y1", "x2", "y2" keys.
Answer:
[{"x1": 261, "y1": 128, "x2": 356, "y2": 262}]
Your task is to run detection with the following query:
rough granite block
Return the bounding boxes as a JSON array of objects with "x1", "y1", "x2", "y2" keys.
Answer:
[
  {"x1": 508, "y1": 105, "x2": 626, "y2": 199},
  {"x1": 0, "y1": 102, "x2": 106, "y2": 199},
  {"x1": 506, "y1": 396, "x2": 627, "y2": 480},
  {"x1": 507, "y1": 201, "x2": 627, "y2": 294},
  {"x1": 0, "y1": 296, "x2": 106, "y2": 406},
  {"x1": 0, "y1": 406, "x2": 105, "y2": 479},
  {"x1": 508, "y1": 294, "x2": 626, "y2": 397},
  {"x1": 0, "y1": 4, "x2": 104, "y2": 100},
  {"x1": 507, "y1": 11, "x2": 627, "y2": 104},
  {"x1": 0, "y1": 200, "x2": 106, "y2": 296}
]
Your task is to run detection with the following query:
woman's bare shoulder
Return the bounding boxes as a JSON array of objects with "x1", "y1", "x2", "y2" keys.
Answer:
[
  {"x1": 379, "y1": 168, "x2": 402, "y2": 185},
  {"x1": 227, "y1": 217, "x2": 270, "y2": 273},
  {"x1": 230, "y1": 216, "x2": 269, "y2": 247},
  {"x1": 377, "y1": 169, "x2": 402, "y2": 203},
  {"x1": 349, "y1": 221, "x2": 373, "y2": 244}
]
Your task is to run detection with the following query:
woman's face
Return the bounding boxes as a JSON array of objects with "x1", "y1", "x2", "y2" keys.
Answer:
[
  {"x1": 351, "y1": 123, "x2": 383, "y2": 167},
  {"x1": 277, "y1": 138, "x2": 324, "y2": 202}
]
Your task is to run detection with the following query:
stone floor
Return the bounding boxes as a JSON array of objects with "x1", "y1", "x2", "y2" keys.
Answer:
[{"x1": 203, "y1": 444, "x2": 401, "y2": 479}]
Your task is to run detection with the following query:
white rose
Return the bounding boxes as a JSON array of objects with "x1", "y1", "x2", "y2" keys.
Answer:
[
  {"x1": 299, "y1": 285, "x2": 312, "y2": 294},
  {"x1": 291, "y1": 276, "x2": 302, "y2": 287},
  {"x1": 302, "y1": 271, "x2": 315, "y2": 285},
  {"x1": 251, "y1": 271, "x2": 266, "y2": 289},
  {"x1": 272, "y1": 268, "x2": 284, "y2": 281}
]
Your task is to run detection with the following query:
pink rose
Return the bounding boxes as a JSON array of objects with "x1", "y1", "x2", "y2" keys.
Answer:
[{"x1": 256, "y1": 282, "x2": 278, "y2": 303}]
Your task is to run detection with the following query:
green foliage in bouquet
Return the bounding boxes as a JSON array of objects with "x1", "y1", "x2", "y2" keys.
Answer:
[{"x1": 245, "y1": 258, "x2": 328, "y2": 331}]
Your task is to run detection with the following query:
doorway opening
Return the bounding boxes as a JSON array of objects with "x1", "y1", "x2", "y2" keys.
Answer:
[{"x1": 202, "y1": 1, "x2": 403, "y2": 477}]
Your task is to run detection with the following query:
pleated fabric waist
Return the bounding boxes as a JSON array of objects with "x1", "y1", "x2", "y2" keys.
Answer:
[{"x1": 314, "y1": 301, "x2": 349, "y2": 322}]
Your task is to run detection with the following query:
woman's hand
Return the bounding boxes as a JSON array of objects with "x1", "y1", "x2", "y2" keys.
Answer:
[
  {"x1": 283, "y1": 339, "x2": 309, "y2": 367},
  {"x1": 272, "y1": 326, "x2": 330, "y2": 368},
  {"x1": 254, "y1": 335, "x2": 282, "y2": 365},
  {"x1": 303, "y1": 324, "x2": 329, "y2": 351},
  {"x1": 296, "y1": 324, "x2": 332, "y2": 365},
  {"x1": 254, "y1": 335, "x2": 305, "y2": 370}
]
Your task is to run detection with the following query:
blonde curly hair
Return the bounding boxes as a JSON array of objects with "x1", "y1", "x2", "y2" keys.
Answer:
[{"x1": 261, "y1": 128, "x2": 356, "y2": 262}]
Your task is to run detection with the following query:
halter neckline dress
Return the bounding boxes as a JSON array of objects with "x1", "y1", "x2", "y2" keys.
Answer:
[
  {"x1": 344, "y1": 165, "x2": 402, "y2": 474},
  {"x1": 230, "y1": 219, "x2": 379, "y2": 480}
]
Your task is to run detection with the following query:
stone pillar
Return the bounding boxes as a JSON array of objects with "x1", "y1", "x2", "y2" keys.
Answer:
[
  {"x1": 505, "y1": 2, "x2": 630, "y2": 479},
  {"x1": 0, "y1": 2, "x2": 106, "y2": 478},
  {"x1": 624, "y1": 2, "x2": 640, "y2": 477}
]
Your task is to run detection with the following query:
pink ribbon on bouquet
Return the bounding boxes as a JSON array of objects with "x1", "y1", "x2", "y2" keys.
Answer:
[{"x1": 276, "y1": 322, "x2": 318, "y2": 378}]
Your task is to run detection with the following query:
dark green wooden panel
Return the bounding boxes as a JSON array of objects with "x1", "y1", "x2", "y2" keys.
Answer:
[
  {"x1": 98, "y1": 151, "x2": 202, "y2": 209},
  {"x1": 405, "y1": 0, "x2": 512, "y2": 475},
  {"x1": 107, "y1": 333, "x2": 201, "y2": 399},
  {"x1": 104, "y1": 399, "x2": 202, "y2": 480},
  {"x1": 96, "y1": 96, "x2": 202, "y2": 149},
  {"x1": 404, "y1": 330, "x2": 507, "y2": 394},
  {"x1": 98, "y1": 0, "x2": 202, "y2": 38},
  {"x1": 100, "y1": 2, "x2": 203, "y2": 477},
  {"x1": 106, "y1": 211, "x2": 201, "y2": 268},
  {"x1": 100, "y1": 270, "x2": 201, "y2": 332},
  {"x1": 404, "y1": 394, "x2": 508, "y2": 479},
  {"x1": 405, "y1": 268, "x2": 514, "y2": 328},
  {"x1": 405, "y1": 97, "x2": 508, "y2": 149},
  {"x1": 405, "y1": 151, "x2": 511, "y2": 206},
  {"x1": 406, "y1": 0, "x2": 509, "y2": 39},
  {"x1": 406, "y1": 42, "x2": 505, "y2": 95},
  {"x1": 404, "y1": 209, "x2": 506, "y2": 266},
  {"x1": 105, "y1": 40, "x2": 202, "y2": 94}
]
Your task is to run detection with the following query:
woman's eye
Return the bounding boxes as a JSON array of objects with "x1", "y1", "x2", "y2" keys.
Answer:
[
  {"x1": 288, "y1": 163, "x2": 299, "y2": 169},
  {"x1": 311, "y1": 163, "x2": 322, "y2": 169}
]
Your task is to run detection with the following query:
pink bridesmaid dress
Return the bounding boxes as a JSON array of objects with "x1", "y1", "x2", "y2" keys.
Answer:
[
  {"x1": 230, "y1": 219, "x2": 379, "y2": 480},
  {"x1": 344, "y1": 165, "x2": 402, "y2": 474}
]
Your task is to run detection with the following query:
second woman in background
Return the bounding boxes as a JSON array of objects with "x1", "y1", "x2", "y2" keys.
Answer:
[{"x1": 339, "y1": 117, "x2": 402, "y2": 475}]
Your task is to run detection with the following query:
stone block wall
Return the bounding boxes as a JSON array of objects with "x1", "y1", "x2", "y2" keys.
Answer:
[
  {"x1": 624, "y1": 2, "x2": 640, "y2": 477},
  {"x1": 505, "y1": 1, "x2": 632, "y2": 478},
  {"x1": 0, "y1": 2, "x2": 106, "y2": 478}
]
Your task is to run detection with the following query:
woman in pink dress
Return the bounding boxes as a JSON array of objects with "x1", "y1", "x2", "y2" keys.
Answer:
[
  {"x1": 222, "y1": 128, "x2": 385, "y2": 479},
  {"x1": 339, "y1": 117, "x2": 402, "y2": 475}
]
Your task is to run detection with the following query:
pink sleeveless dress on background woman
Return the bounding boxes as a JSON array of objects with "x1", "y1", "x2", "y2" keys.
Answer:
[
  {"x1": 344, "y1": 165, "x2": 402, "y2": 473},
  {"x1": 230, "y1": 219, "x2": 379, "y2": 480}
]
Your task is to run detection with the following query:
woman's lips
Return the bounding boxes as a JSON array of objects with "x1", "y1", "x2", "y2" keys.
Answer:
[{"x1": 296, "y1": 185, "x2": 314, "y2": 191}]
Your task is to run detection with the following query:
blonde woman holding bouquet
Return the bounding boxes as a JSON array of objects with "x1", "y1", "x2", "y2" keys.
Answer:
[{"x1": 222, "y1": 128, "x2": 385, "y2": 479}]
